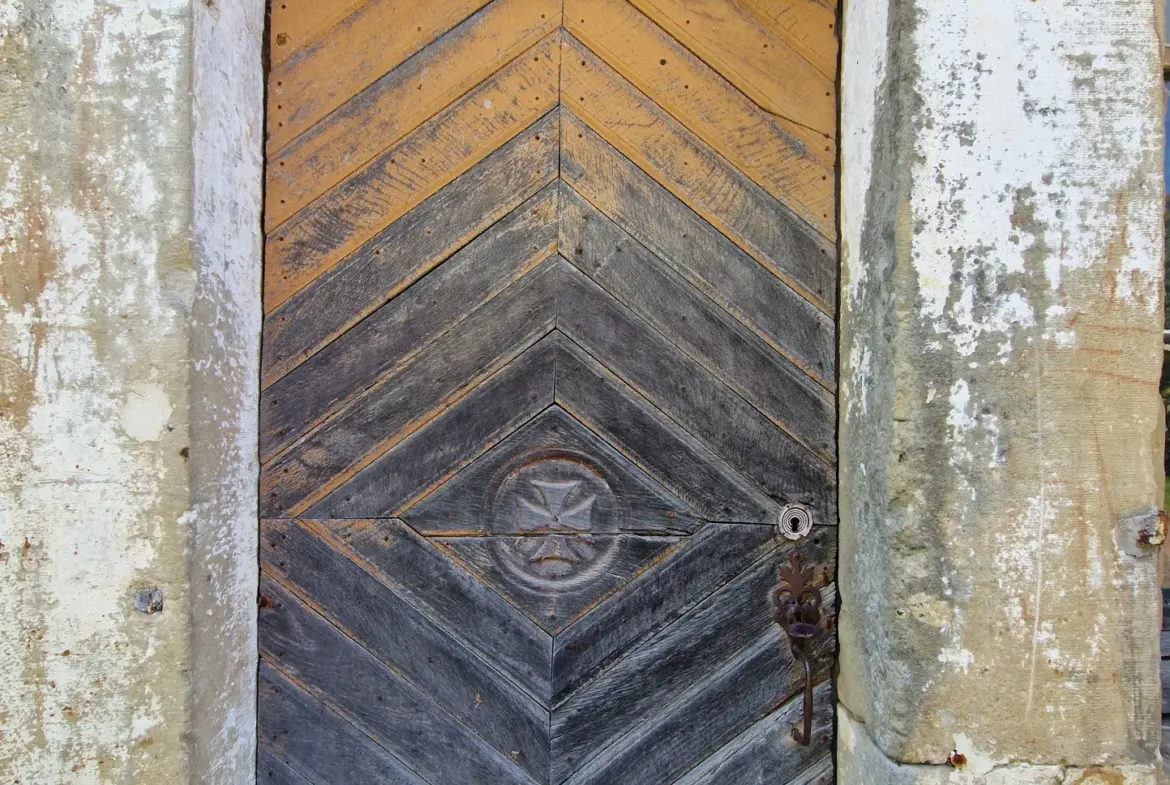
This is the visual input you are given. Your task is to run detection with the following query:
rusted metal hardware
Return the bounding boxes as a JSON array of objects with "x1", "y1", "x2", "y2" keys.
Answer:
[{"x1": 772, "y1": 550, "x2": 822, "y2": 746}]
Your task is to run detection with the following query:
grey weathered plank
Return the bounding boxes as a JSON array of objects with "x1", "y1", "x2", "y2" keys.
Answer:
[
  {"x1": 787, "y1": 757, "x2": 836, "y2": 785},
  {"x1": 305, "y1": 333, "x2": 559, "y2": 518},
  {"x1": 260, "y1": 519, "x2": 549, "y2": 773},
  {"x1": 1162, "y1": 657, "x2": 1170, "y2": 715},
  {"x1": 564, "y1": 625, "x2": 835, "y2": 785},
  {"x1": 261, "y1": 260, "x2": 558, "y2": 518},
  {"x1": 334, "y1": 518, "x2": 553, "y2": 703},
  {"x1": 551, "y1": 530, "x2": 835, "y2": 784},
  {"x1": 561, "y1": 38, "x2": 836, "y2": 314},
  {"x1": 558, "y1": 263, "x2": 835, "y2": 522},
  {"x1": 258, "y1": 660, "x2": 428, "y2": 785},
  {"x1": 552, "y1": 523, "x2": 779, "y2": 705},
  {"x1": 671, "y1": 683, "x2": 834, "y2": 785},
  {"x1": 559, "y1": 184, "x2": 835, "y2": 463},
  {"x1": 256, "y1": 745, "x2": 314, "y2": 785},
  {"x1": 258, "y1": 573, "x2": 541, "y2": 784},
  {"x1": 404, "y1": 406, "x2": 702, "y2": 535},
  {"x1": 554, "y1": 337, "x2": 778, "y2": 523},
  {"x1": 262, "y1": 110, "x2": 559, "y2": 387},
  {"x1": 562, "y1": 112, "x2": 835, "y2": 390},
  {"x1": 435, "y1": 534, "x2": 683, "y2": 634},
  {"x1": 260, "y1": 184, "x2": 558, "y2": 463}
]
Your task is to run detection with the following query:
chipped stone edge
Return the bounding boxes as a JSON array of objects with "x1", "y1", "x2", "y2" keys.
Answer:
[
  {"x1": 188, "y1": 1, "x2": 265, "y2": 783},
  {"x1": 839, "y1": 707, "x2": 1161, "y2": 785}
]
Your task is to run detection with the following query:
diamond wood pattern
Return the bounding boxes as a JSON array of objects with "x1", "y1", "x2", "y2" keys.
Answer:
[{"x1": 260, "y1": 1, "x2": 838, "y2": 782}]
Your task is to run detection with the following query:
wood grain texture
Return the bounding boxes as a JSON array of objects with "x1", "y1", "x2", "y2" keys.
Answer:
[
  {"x1": 258, "y1": 661, "x2": 429, "y2": 785},
  {"x1": 551, "y1": 522, "x2": 779, "y2": 705},
  {"x1": 436, "y1": 534, "x2": 682, "y2": 634},
  {"x1": 564, "y1": 3, "x2": 835, "y2": 238},
  {"x1": 404, "y1": 406, "x2": 701, "y2": 536},
  {"x1": 736, "y1": 0, "x2": 838, "y2": 78},
  {"x1": 563, "y1": 628, "x2": 833, "y2": 785},
  {"x1": 337, "y1": 518, "x2": 553, "y2": 703},
  {"x1": 268, "y1": 0, "x2": 489, "y2": 152},
  {"x1": 554, "y1": 337, "x2": 779, "y2": 523},
  {"x1": 259, "y1": 573, "x2": 541, "y2": 784},
  {"x1": 264, "y1": 64, "x2": 558, "y2": 311},
  {"x1": 261, "y1": 261, "x2": 558, "y2": 518},
  {"x1": 261, "y1": 112, "x2": 558, "y2": 387},
  {"x1": 557, "y1": 262, "x2": 835, "y2": 522},
  {"x1": 267, "y1": 1, "x2": 559, "y2": 228},
  {"x1": 560, "y1": 184, "x2": 835, "y2": 461},
  {"x1": 672, "y1": 683, "x2": 834, "y2": 785},
  {"x1": 261, "y1": 519, "x2": 550, "y2": 774},
  {"x1": 550, "y1": 531, "x2": 835, "y2": 783},
  {"x1": 562, "y1": 113, "x2": 836, "y2": 389},
  {"x1": 627, "y1": 0, "x2": 837, "y2": 108},
  {"x1": 562, "y1": 42, "x2": 836, "y2": 307},
  {"x1": 256, "y1": 744, "x2": 313, "y2": 785},
  {"x1": 304, "y1": 332, "x2": 559, "y2": 519},
  {"x1": 260, "y1": 1, "x2": 841, "y2": 778},
  {"x1": 267, "y1": 0, "x2": 368, "y2": 67},
  {"x1": 261, "y1": 185, "x2": 558, "y2": 463}
]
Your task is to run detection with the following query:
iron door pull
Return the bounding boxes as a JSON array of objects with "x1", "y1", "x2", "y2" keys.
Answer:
[{"x1": 772, "y1": 551, "x2": 822, "y2": 746}]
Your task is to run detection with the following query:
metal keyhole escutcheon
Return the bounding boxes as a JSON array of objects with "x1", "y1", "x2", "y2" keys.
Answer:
[{"x1": 772, "y1": 550, "x2": 822, "y2": 746}]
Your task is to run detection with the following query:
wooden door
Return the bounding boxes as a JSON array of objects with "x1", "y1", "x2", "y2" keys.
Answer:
[{"x1": 257, "y1": 1, "x2": 838, "y2": 783}]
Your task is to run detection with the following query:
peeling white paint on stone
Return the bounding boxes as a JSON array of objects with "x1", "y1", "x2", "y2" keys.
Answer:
[
  {"x1": 0, "y1": 0, "x2": 196, "y2": 781},
  {"x1": 839, "y1": 0, "x2": 889, "y2": 308}
]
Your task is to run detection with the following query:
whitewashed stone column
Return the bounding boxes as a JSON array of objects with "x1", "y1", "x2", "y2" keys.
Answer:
[{"x1": 837, "y1": 0, "x2": 1165, "y2": 782}]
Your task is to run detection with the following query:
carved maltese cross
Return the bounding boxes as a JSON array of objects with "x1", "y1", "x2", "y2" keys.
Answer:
[{"x1": 515, "y1": 478, "x2": 598, "y2": 579}]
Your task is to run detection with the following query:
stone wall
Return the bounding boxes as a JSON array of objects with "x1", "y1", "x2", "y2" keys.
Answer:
[
  {"x1": 838, "y1": 0, "x2": 1165, "y2": 781},
  {"x1": 0, "y1": 1, "x2": 262, "y2": 782}
]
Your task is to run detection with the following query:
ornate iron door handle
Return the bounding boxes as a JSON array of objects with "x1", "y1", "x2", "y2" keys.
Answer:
[{"x1": 772, "y1": 551, "x2": 822, "y2": 746}]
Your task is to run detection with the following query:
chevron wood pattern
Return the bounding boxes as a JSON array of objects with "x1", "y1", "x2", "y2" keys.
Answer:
[{"x1": 260, "y1": 1, "x2": 839, "y2": 782}]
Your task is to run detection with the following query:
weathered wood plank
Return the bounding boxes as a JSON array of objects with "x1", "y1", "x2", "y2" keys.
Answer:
[
  {"x1": 264, "y1": 61, "x2": 558, "y2": 311},
  {"x1": 256, "y1": 744, "x2": 313, "y2": 785},
  {"x1": 267, "y1": 0, "x2": 489, "y2": 153},
  {"x1": 434, "y1": 534, "x2": 683, "y2": 635},
  {"x1": 555, "y1": 337, "x2": 778, "y2": 523},
  {"x1": 268, "y1": 1, "x2": 559, "y2": 227},
  {"x1": 260, "y1": 262, "x2": 558, "y2": 518},
  {"x1": 560, "y1": 185, "x2": 835, "y2": 461},
  {"x1": 258, "y1": 660, "x2": 428, "y2": 785},
  {"x1": 672, "y1": 683, "x2": 834, "y2": 785},
  {"x1": 261, "y1": 519, "x2": 550, "y2": 772},
  {"x1": 564, "y1": 627, "x2": 834, "y2": 785},
  {"x1": 404, "y1": 406, "x2": 701, "y2": 535},
  {"x1": 736, "y1": 0, "x2": 838, "y2": 79},
  {"x1": 562, "y1": 113, "x2": 835, "y2": 388},
  {"x1": 552, "y1": 523, "x2": 779, "y2": 705},
  {"x1": 550, "y1": 531, "x2": 834, "y2": 784},
  {"x1": 564, "y1": 4, "x2": 835, "y2": 239},
  {"x1": 304, "y1": 332, "x2": 559, "y2": 518},
  {"x1": 566, "y1": 0, "x2": 834, "y2": 145},
  {"x1": 628, "y1": 0, "x2": 837, "y2": 111},
  {"x1": 262, "y1": 112, "x2": 558, "y2": 385},
  {"x1": 562, "y1": 41, "x2": 836, "y2": 309},
  {"x1": 258, "y1": 573, "x2": 542, "y2": 784},
  {"x1": 268, "y1": 0, "x2": 368, "y2": 67},
  {"x1": 261, "y1": 185, "x2": 558, "y2": 463},
  {"x1": 334, "y1": 518, "x2": 553, "y2": 703},
  {"x1": 789, "y1": 757, "x2": 837, "y2": 785},
  {"x1": 558, "y1": 263, "x2": 835, "y2": 521}
]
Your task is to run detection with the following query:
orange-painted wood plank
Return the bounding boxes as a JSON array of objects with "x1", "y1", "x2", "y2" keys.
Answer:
[
  {"x1": 266, "y1": 0, "x2": 559, "y2": 230},
  {"x1": 564, "y1": 3, "x2": 835, "y2": 240},
  {"x1": 562, "y1": 35, "x2": 836, "y2": 251},
  {"x1": 628, "y1": 0, "x2": 837, "y2": 110},
  {"x1": 267, "y1": 0, "x2": 489, "y2": 154},
  {"x1": 264, "y1": 39, "x2": 560, "y2": 311},
  {"x1": 268, "y1": 0, "x2": 369, "y2": 67},
  {"x1": 736, "y1": 0, "x2": 838, "y2": 79}
]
